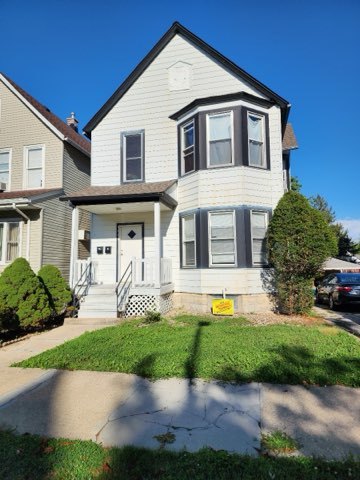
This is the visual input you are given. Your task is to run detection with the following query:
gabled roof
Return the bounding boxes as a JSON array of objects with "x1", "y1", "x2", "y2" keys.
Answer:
[
  {"x1": 282, "y1": 123, "x2": 298, "y2": 151},
  {"x1": 83, "y1": 22, "x2": 290, "y2": 137},
  {"x1": 0, "y1": 73, "x2": 91, "y2": 157}
]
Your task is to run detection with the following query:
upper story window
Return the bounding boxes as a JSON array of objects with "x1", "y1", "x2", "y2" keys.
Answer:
[
  {"x1": 182, "y1": 214, "x2": 196, "y2": 267},
  {"x1": 207, "y1": 111, "x2": 233, "y2": 167},
  {"x1": 122, "y1": 131, "x2": 144, "y2": 182},
  {"x1": 251, "y1": 210, "x2": 268, "y2": 265},
  {"x1": 181, "y1": 120, "x2": 195, "y2": 175},
  {"x1": 0, "y1": 149, "x2": 10, "y2": 190},
  {"x1": 247, "y1": 112, "x2": 266, "y2": 168},
  {"x1": 25, "y1": 145, "x2": 43, "y2": 188},
  {"x1": 0, "y1": 222, "x2": 20, "y2": 263},
  {"x1": 208, "y1": 210, "x2": 236, "y2": 266}
]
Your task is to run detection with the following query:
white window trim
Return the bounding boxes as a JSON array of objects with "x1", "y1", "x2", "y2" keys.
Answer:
[
  {"x1": 247, "y1": 111, "x2": 266, "y2": 169},
  {"x1": 208, "y1": 210, "x2": 237, "y2": 268},
  {"x1": 206, "y1": 111, "x2": 234, "y2": 169},
  {"x1": 250, "y1": 210, "x2": 268, "y2": 266},
  {"x1": 182, "y1": 214, "x2": 196, "y2": 268},
  {"x1": 181, "y1": 119, "x2": 195, "y2": 176},
  {"x1": 122, "y1": 131, "x2": 144, "y2": 183},
  {"x1": 0, "y1": 147, "x2": 12, "y2": 191},
  {"x1": 23, "y1": 144, "x2": 45, "y2": 189},
  {"x1": 0, "y1": 221, "x2": 22, "y2": 264}
]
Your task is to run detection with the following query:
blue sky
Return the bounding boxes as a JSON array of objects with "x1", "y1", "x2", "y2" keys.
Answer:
[{"x1": 1, "y1": 0, "x2": 359, "y2": 237}]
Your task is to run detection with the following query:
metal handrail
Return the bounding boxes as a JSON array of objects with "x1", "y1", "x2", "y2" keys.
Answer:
[
  {"x1": 71, "y1": 261, "x2": 92, "y2": 316},
  {"x1": 115, "y1": 261, "x2": 132, "y2": 311}
]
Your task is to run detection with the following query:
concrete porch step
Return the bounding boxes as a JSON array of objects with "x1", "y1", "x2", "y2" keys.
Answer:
[
  {"x1": 81, "y1": 296, "x2": 117, "y2": 307},
  {"x1": 77, "y1": 310, "x2": 118, "y2": 319}
]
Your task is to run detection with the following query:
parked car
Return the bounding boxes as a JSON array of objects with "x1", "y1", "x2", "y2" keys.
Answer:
[{"x1": 316, "y1": 273, "x2": 360, "y2": 310}]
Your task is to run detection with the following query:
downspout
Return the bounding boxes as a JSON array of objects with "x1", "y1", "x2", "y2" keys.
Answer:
[{"x1": 12, "y1": 203, "x2": 31, "y2": 261}]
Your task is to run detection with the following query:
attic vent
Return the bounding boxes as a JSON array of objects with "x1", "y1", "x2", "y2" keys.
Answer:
[{"x1": 168, "y1": 61, "x2": 192, "y2": 91}]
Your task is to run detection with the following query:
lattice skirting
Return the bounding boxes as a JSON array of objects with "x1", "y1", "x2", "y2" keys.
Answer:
[{"x1": 125, "y1": 293, "x2": 173, "y2": 317}]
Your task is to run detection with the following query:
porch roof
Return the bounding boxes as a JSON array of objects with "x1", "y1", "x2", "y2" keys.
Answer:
[{"x1": 61, "y1": 180, "x2": 178, "y2": 209}]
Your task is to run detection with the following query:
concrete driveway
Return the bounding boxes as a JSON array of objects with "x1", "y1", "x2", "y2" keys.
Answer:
[{"x1": 314, "y1": 305, "x2": 360, "y2": 336}]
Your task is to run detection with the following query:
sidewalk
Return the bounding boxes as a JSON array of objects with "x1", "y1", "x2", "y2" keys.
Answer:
[{"x1": 0, "y1": 324, "x2": 359, "y2": 459}]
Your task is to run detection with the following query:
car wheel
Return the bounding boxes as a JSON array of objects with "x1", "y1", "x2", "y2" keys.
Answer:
[
  {"x1": 315, "y1": 293, "x2": 322, "y2": 305},
  {"x1": 329, "y1": 295, "x2": 337, "y2": 311}
]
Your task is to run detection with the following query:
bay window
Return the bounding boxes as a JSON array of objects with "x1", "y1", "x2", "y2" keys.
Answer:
[
  {"x1": 251, "y1": 211, "x2": 268, "y2": 265},
  {"x1": 209, "y1": 211, "x2": 236, "y2": 266},
  {"x1": 182, "y1": 214, "x2": 196, "y2": 267},
  {"x1": 181, "y1": 120, "x2": 195, "y2": 174},
  {"x1": 247, "y1": 112, "x2": 265, "y2": 168},
  {"x1": 122, "y1": 131, "x2": 144, "y2": 182},
  {"x1": 207, "y1": 111, "x2": 233, "y2": 167}
]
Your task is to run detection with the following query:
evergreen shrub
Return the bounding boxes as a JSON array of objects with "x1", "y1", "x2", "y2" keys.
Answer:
[
  {"x1": 38, "y1": 265, "x2": 72, "y2": 315},
  {"x1": 0, "y1": 258, "x2": 51, "y2": 328}
]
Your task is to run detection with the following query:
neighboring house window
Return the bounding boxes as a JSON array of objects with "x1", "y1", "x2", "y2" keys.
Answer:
[
  {"x1": 181, "y1": 120, "x2": 195, "y2": 175},
  {"x1": 182, "y1": 214, "x2": 196, "y2": 267},
  {"x1": 122, "y1": 131, "x2": 144, "y2": 182},
  {"x1": 251, "y1": 211, "x2": 268, "y2": 265},
  {"x1": 207, "y1": 111, "x2": 233, "y2": 167},
  {"x1": 0, "y1": 222, "x2": 20, "y2": 263},
  {"x1": 25, "y1": 146, "x2": 43, "y2": 188},
  {"x1": 247, "y1": 112, "x2": 265, "y2": 168},
  {"x1": 208, "y1": 211, "x2": 236, "y2": 266},
  {"x1": 0, "y1": 149, "x2": 10, "y2": 190}
]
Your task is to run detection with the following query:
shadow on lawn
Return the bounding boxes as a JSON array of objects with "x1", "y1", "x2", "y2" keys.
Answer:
[
  {"x1": 216, "y1": 344, "x2": 360, "y2": 386},
  {"x1": 185, "y1": 321, "x2": 210, "y2": 385}
]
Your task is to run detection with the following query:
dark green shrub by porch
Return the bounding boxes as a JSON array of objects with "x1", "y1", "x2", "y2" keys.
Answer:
[
  {"x1": 38, "y1": 265, "x2": 72, "y2": 315},
  {"x1": 0, "y1": 258, "x2": 52, "y2": 328}
]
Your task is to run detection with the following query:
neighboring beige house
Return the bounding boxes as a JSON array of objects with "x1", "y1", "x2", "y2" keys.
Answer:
[
  {"x1": 0, "y1": 73, "x2": 90, "y2": 279},
  {"x1": 64, "y1": 22, "x2": 298, "y2": 318}
]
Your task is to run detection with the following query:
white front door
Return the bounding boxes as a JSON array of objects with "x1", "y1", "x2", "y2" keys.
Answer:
[{"x1": 117, "y1": 224, "x2": 143, "y2": 280}]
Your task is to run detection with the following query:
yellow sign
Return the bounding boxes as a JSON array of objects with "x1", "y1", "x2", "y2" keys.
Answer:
[{"x1": 212, "y1": 298, "x2": 234, "y2": 316}]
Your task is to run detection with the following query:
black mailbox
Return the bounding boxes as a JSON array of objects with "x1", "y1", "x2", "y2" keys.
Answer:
[
  {"x1": 97, "y1": 246, "x2": 103, "y2": 254},
  {"x1": 105, "y1": 246, "x2": 111, "y2": 254}
]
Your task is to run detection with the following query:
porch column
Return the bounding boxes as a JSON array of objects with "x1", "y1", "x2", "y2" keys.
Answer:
[
  {"x1": 154, "y1": 201, "x2": 161, "y2": 288},
  {"x1": 69, "y1": 206, "x2": 79, "y2": 288}
]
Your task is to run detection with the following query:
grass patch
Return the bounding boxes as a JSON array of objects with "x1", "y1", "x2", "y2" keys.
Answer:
[
  {"x1": 1, "y1": 429, "x2": 359, "y2": 480},
  {"x1": 262, "y1": 431, "x2": 300, "y2": 453},
  {"x1": 15, "y1": 315, "x2": 360, "y2": 387}
]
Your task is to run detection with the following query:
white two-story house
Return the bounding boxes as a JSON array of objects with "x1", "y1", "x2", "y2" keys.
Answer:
[{"x1": 65, "y1": 22, "x2": 297, "y2": 317}]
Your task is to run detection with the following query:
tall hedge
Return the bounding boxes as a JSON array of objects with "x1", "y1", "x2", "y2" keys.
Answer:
[
  {"x1": 38, "y1": 265, "x2": 72, "y2": 315},
  {"x1": 0, "y1": 258, "x2": 52, "y2": 328},
  {"x1": 267, "y1": 191, "x2": 337, "y2": 314}
]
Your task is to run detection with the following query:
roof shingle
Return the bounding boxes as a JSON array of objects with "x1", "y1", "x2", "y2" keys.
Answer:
[{"x1": 283, "y1": 123, "x2": 298, "y2": 150}]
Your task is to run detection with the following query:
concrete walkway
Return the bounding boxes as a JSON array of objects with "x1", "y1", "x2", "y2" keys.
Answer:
[
  {"x1": 0, "y1": 324, "x2": 359, "y2": 459},
  {"x1": 314, "y1": 305, "x2": 360, "y2": 337}
]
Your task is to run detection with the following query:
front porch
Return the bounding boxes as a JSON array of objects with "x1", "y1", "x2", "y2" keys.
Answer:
[{"x1": 64, "y1": 180, "x2": 178, "y2": 317}]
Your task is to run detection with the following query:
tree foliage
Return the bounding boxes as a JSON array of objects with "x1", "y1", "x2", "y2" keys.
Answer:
[
  {"x1": 38, "y1": 265, "x2": 72, "y2": 315},
  {"x1": 290, "y1": 176, "x2": 302, "y2": 192},
  {"x1": 0, "y1": 258, "x2": 52, "y2": 328},
  {"x1": 267, "y1": 191, "x2": 337, "y2": 314}
]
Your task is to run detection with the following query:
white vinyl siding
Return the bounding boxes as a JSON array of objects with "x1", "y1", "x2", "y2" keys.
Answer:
[
  {"x1": 248, "y1": 112, "x2": 265, "y2": 168},
  {"x1": 251, "y1": 211, "x2": 268, "y2": 265},
  {"x1": 182, "y1": 214, "x2": 196, "y2": 267},
  {"x1": 0, "y1": 149, "x2": 10, "y2": 190},
  {"x1": 24, "y1": 145, "x2": 44, "y2": 188},
  {"x1": 208, "y1": 211, "x2": 236, "y2": 266},
  {"x1": 181, "y1": 120, "x2": 195, "y2": 175},
  {"x1": 207, "y1": 111, "x2": 233, "y2": 167},
  {"x1": 0, "y1": 222, "x2": 20, "y2": 263},
  {"x1": 122, "y1": 132, "x2": 144, "y2": 182}
]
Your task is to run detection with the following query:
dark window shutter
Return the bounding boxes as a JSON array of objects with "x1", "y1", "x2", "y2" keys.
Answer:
[
  {"x1": 264, "y1": 114, "x2": 271, "y2": 170},
  {"x1": 198, "y1": 209, "x2": 209, "y2": 268},
  {"x1": 235, "y1": 208, "x2": 247, "y2": 267},
  {"x1": 179, "y1": 214, "x2": 183, "y2": 268},
  {"x1": 194, "y1": 115, "x2": 200, "y2": 172},
  {"x1": 177, "y1": 124, "x2": 182, "y2": 178},
  {"x1": 241, "y1": 108, "x2": 249, "y2": 167}
]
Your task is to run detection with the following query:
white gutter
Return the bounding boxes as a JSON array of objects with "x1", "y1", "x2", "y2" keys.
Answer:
[{"x1": 12, "y1": 203, "x2": 31, "y2": 261}]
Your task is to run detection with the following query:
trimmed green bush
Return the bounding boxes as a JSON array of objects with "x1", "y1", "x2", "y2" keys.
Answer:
[
  {"x1": 0, "y1": 299, "x2": 19, "y2": 331},
  {"x1": 267, "y1": 191, "x2": 337, "y2": 314},
  {"x1": 38, "y1": 265, "x2": 72, "y2": 315},
  {"x1": 0, "y1": 258, "x2": 52, "y2": 328}
]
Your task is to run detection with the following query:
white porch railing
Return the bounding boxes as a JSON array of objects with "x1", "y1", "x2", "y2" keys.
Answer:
[
  {"x1": 131, "y1": 257, "x2": 172, "y2": 287},
  {"x1": 74, "y1": 258, "x2": 97, "y2": 287}
]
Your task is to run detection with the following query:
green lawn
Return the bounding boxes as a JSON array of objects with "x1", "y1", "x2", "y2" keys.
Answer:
[
  {"x1": 1, "y1": 429, "x2": 359, "y2": 480},
  {"x1": 15, "y1": 315, "x2": 360, "y2": 386}
]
